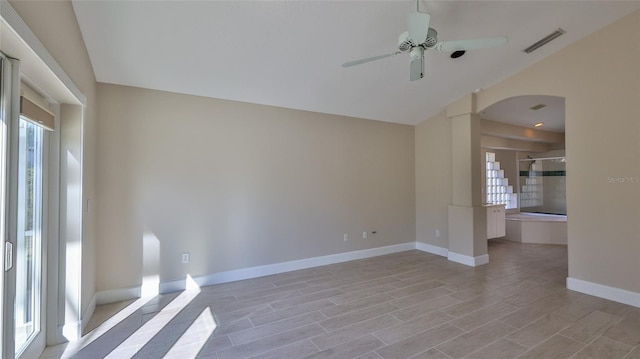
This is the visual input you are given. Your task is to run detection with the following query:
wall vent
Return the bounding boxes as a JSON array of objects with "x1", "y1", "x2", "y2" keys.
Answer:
[{"x1": 523, "y1": 28, "x2": 566, "y2": 54}]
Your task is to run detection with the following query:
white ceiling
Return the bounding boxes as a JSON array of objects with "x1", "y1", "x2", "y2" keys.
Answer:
[
  {"x1": 481, "y1": 95, "x2": 566, "y2": 133},
  {"x1": 72, "y1": 1, "x2": 640, "y2": 126}
]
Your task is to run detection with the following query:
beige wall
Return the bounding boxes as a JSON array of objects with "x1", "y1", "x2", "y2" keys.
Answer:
[
  {"x1": 9, "y1": 0, "x2": 98, "y2": 316},
  {"x1": 12, "y1": 1, "x2": 639, "y2": 309},
  {"x1": 415, "y1": 111, "x2": 451, "y2": 249},
  {"x1": 96, "y1": 83, "x2": 415, "y2": 292},
  {"x1": 417, "y1": 10, "x2": 640, "y2": 294},
  {"x1": 479, "y1": 10, "x2": 640, "y2": 293},
  {"x1": 494, "y1": 150, "x2": 518, "y2": 196}
]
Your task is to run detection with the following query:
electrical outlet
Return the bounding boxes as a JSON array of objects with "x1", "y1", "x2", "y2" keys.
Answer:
[
  {"x1": 343, "y1": 234, "x2": 348, "y2": 241},
  {"x1": 362, "y1": 231, "x2": 367, "y2": 239},
  {"x1": 435, "y1": 229, "x2": 440, "y2": 237},
  {"x1": 182, "y1": 252, "x2": 190, "y2": 264}
]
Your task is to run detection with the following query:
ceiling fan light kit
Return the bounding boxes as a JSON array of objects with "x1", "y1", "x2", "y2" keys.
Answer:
[{"x1": 343, "y1": 1, "x2": 508, "y2": 81}]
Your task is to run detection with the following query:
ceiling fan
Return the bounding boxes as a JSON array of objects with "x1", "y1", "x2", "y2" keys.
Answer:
[{"x1": 342, "y1": 1, "x2": 508, "y2": 81}]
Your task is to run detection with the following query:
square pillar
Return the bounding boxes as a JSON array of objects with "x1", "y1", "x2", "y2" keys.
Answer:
[{"x1": 446, "y1": 94, "x2": 489, "y2": 266}]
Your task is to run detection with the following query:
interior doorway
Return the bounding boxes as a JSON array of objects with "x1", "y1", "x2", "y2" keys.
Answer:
[{"x1": 479, "y1": 95, "x2": 568, "y2": 246}]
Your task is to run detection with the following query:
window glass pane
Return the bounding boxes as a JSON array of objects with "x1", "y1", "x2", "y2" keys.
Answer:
[{"x1": 15, "y1": 118, "x2": 43, "y2": 354}]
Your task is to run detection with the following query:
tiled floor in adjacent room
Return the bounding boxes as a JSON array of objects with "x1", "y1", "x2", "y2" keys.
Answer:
[{"x1": 42, "y1": 240, "x2": 640, "y2": 358}]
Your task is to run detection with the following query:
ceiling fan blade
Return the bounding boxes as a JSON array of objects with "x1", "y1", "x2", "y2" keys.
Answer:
[
  {"x1": 433, "y1": 36, "x2": 508, "y2": 52},
  {"x1": 408, "y1": 12, "x2": 430, "y2": 45},
  {"x1": 409, "y1": 47, "x2": 424, "y2": 81},
  {"x1": 342, "y1": 52, "x2": 401, "y2": 68}
]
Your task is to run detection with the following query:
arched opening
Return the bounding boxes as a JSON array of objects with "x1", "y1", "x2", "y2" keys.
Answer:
[
  {"x1": 479, "y1": 94, "x2": 568, "y2": 277},
  {"x1": 424, "y1": 9, "x2": 640, "y2": 310}
]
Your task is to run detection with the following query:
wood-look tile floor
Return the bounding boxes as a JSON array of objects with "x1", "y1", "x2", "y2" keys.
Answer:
[{"x1": 41, "y1": 240, "x2": 640, "y2": 359}]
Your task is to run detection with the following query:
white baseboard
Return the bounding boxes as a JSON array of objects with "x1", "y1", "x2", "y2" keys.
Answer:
[
  {"x1": 475, "y1": 254, "x2": 490, "y2": 266},
  {"x1": 97, "y1": 242, "x2": 416, "y2": 304},
  {"x1": 567, "y1": 277, "x2": 640, "y2": 308},
  {"x1": 161, "y1": 242, "x2": 417, "y2": 293},
  {"x1": 81, "y1": 293, "x2": 97, "y2": 332},
  {"x1": 50, "y1": 325, "x2": 67, "y2": 346},
  {"x1": 416, "y1": 243, "x2": 490, "y2": 267},
  {"x1": 62, "y1": 321, "x2": 81, "y2": 342},
  {"x1": 447, "y1": 252, "x2": 490, "y2": 267},
  {"x1": 96, "y1": 286, "x2": 141, "y2": 305},
  {"x1": 415, "y1": 242, "x2": 448, "y2": 257}
]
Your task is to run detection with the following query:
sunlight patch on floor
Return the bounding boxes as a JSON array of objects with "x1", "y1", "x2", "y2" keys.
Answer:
[
  {"x1": 164, "y1": 306, "x2": 217, "y2": 357},
  {"x1": 104, "y1": 285, "x2": 202, "y2": 359}
]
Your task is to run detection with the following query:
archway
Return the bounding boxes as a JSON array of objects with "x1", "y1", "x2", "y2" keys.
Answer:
[
  {"x1": 437, "y1": 11, "x2": 640, "y2": 306},
  {"x1": 479, "y1": 94, "x2": 568, "y2": 254}
]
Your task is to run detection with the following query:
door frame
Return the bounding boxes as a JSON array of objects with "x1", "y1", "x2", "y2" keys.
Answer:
[
  {"x1": 1, "y1": 51, "x2": 20, "y2": 359},
  {"x1": 1, "y1": 1, "x2": 87, "y2": 355},
  {"x1": 1, "y1": 52, "x2": 56, "y2": 359}
]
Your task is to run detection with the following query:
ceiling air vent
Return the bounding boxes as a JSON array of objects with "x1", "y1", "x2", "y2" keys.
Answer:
[
  {"x1": 523, "y1": 28, "x2": 566, "y2": 54},
  {"x1": 530, "y1": 104, "x2": 547, "y2": 111}
]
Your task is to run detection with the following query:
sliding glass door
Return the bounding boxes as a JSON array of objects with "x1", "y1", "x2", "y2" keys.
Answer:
[
  {"x1": 1, "y1": 52, "x2": 47, "y2": 358},
  {"x1": 14, "y1": 118, "x2": 43, "y2": 355}
]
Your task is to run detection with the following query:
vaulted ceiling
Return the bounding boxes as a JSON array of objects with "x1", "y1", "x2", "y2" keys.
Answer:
[{"x1": 72, "y1": 1, "x2": 640, "y2": 126}]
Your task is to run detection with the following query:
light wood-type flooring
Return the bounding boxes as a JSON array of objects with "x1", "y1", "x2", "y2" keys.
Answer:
[{"x1": 41, "y1": 240, "x2": 640, "y2": 359}]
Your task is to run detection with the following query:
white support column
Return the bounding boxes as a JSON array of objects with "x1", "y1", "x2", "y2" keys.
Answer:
[{"x1": 447, "y1": 94, "x2": 488, "y2": 266}]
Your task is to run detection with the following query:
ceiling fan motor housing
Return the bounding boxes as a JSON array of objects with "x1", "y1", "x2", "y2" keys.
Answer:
[
  {"x1": 410, "y1": 47, "x2": 424, "y2": 60},
  {"x1": 398, "y1": 28, "x2": 438, "y2": 52}
]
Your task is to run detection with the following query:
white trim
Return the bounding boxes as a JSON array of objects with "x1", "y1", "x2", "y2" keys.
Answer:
[
  {"x1": 475, "y1": 254, "x2": 490, "y2": 266},
  {"x1": 447, "y1": 252, "x2": 490, "y2": 267},
  {"x1": 0, "y1": 0, "x2": 85, "y2": 104},
  {"x1": 161, "y1": 242, "x2": 417, "y2": 293},
  {"x1": 50, "y1": 325, "x2": 66, "y2": 346},
  {"x1": 567, "y1": 277, "x2": 640, "y2": 308},
  {"x1": 96, "y1": 286, "x2": 141, "y2": 305},
  {"x1": 81, "y1": 293, "x2": 97, "y2": 332},
  {"x1": 62, "y1": 321, "x2": 80, "y2": 342},
  {"x1": 415, "y1": 242, "x2": 448, "y2": 257},
  {"x1": 96, "y1": 243, "x2": 416, "y2": 304}
]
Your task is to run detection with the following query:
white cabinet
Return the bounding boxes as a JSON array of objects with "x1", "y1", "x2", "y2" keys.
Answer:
[{"x1": 487, "y1": 205, "x2": 506, "y2": 239}]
